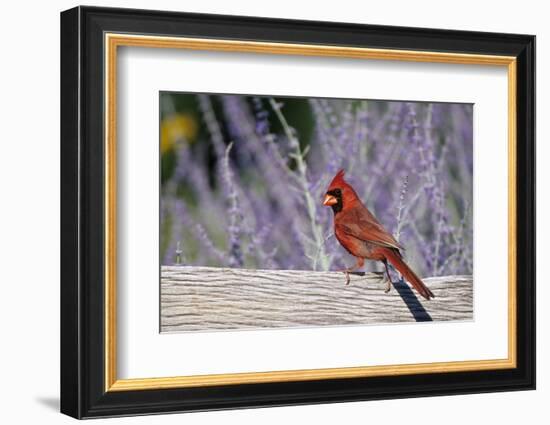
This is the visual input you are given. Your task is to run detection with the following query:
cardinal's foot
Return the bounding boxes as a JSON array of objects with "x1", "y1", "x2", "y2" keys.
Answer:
[
  {"x1": 379, "y1": 274, "x2": 392, "y2": 293},
  {"x1": 336, "y1": 268, "x2": 353, "y2": 285},
  {"x1": 344, "y1": 271, "x2": 350, "y2": 285}
]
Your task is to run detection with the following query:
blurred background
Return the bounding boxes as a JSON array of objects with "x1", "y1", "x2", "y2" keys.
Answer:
[{"x1": 160, "y1": 92, "x2": 473, "y2": 277}]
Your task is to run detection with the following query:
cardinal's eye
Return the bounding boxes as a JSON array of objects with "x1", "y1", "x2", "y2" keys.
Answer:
[{"x1": 334, "y1": 189, "x2": 341, "y2": 196}]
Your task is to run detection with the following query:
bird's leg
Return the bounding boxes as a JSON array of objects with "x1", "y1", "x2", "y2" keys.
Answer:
[
  {"x1": 383, "y1": 260, "x2": 393, "y2": 293},
  {"x1": 338, "y1": 257, "x2": 364, "y2": 285}
]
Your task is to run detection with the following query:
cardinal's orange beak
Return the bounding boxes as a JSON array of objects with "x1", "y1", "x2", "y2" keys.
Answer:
[{"x1": 323, "y1": 194, "x2": 337, "y2": 206}]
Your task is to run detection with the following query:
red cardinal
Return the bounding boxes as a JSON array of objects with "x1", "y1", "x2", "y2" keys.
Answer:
[{"x1": 323, "y1": 170, "x2": 434, "y2": 300}]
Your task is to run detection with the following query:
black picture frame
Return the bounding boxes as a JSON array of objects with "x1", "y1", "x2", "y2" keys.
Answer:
[{"x1": 60, "y1": 5, "x2": 535, "y2": 419}]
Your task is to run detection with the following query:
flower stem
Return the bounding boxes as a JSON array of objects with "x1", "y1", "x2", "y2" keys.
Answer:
[{"x1": 269, "y1": 98, "x2": 329, "y2": 271}]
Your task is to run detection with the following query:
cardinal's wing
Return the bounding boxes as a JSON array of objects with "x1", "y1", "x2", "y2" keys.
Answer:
[{"x1": 335, "y1": 207, "x2": 403, "y2": 250}]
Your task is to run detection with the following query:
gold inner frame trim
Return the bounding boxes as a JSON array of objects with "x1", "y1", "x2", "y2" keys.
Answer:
[{"x1": 104, "y1": 33, "x2": 518, "y2": 392}]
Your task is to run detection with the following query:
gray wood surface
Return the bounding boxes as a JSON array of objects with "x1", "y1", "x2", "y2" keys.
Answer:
[{"x1": 161, "y1": 266, "x2": 473, "y2": 333}]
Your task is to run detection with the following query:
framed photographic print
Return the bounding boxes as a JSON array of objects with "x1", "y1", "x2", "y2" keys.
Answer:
[{"x1": 60, "y1": 5, "x2": 535, "y2": 419}]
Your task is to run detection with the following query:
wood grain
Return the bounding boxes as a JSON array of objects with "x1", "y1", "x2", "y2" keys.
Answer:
[{"x1": 161, "y1": 266, "x2": 473, "y2": 332}]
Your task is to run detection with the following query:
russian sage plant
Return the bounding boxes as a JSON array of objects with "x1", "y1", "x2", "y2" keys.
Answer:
[{"x1": 160, "y1": 93, "x2": 473, "y2": 277}]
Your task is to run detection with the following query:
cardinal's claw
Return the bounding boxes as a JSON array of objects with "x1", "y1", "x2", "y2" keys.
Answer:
[
  {"x1": 344, "y1": 271, "x2": 350, "y2": 285},
  {"x1": 379, "y1": 273, "x2": 392, "y2": 293}
]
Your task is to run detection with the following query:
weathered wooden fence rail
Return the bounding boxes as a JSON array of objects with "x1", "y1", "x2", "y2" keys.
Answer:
[{"x1": 161, "y1": 266, "x2": 473, "y2": 333}]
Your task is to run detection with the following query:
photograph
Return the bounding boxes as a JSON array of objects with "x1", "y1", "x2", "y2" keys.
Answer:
[
  {"x1": 159, "y1": 92, "x2": 474, "y2": 332},
  {"x1": 58, "y1": 5, "x2": 536, "y2": 419}
]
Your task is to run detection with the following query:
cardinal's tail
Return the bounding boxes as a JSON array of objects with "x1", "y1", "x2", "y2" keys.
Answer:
[{"x1": 384, "y1": 249, "x2": 435, "y2": 300}]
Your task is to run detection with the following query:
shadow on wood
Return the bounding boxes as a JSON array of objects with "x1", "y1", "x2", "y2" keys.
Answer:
[
  {"x1": 350, "y1": 271, "x2": 433, "y2": 322},
  {"x1": 391, "y1": 278, "x2": 433, "y2": 322}
]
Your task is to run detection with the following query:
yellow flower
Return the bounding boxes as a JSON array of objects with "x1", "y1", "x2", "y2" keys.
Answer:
[{"x1": 161, "y1": 113, "x2": 198, "y2": 153}]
